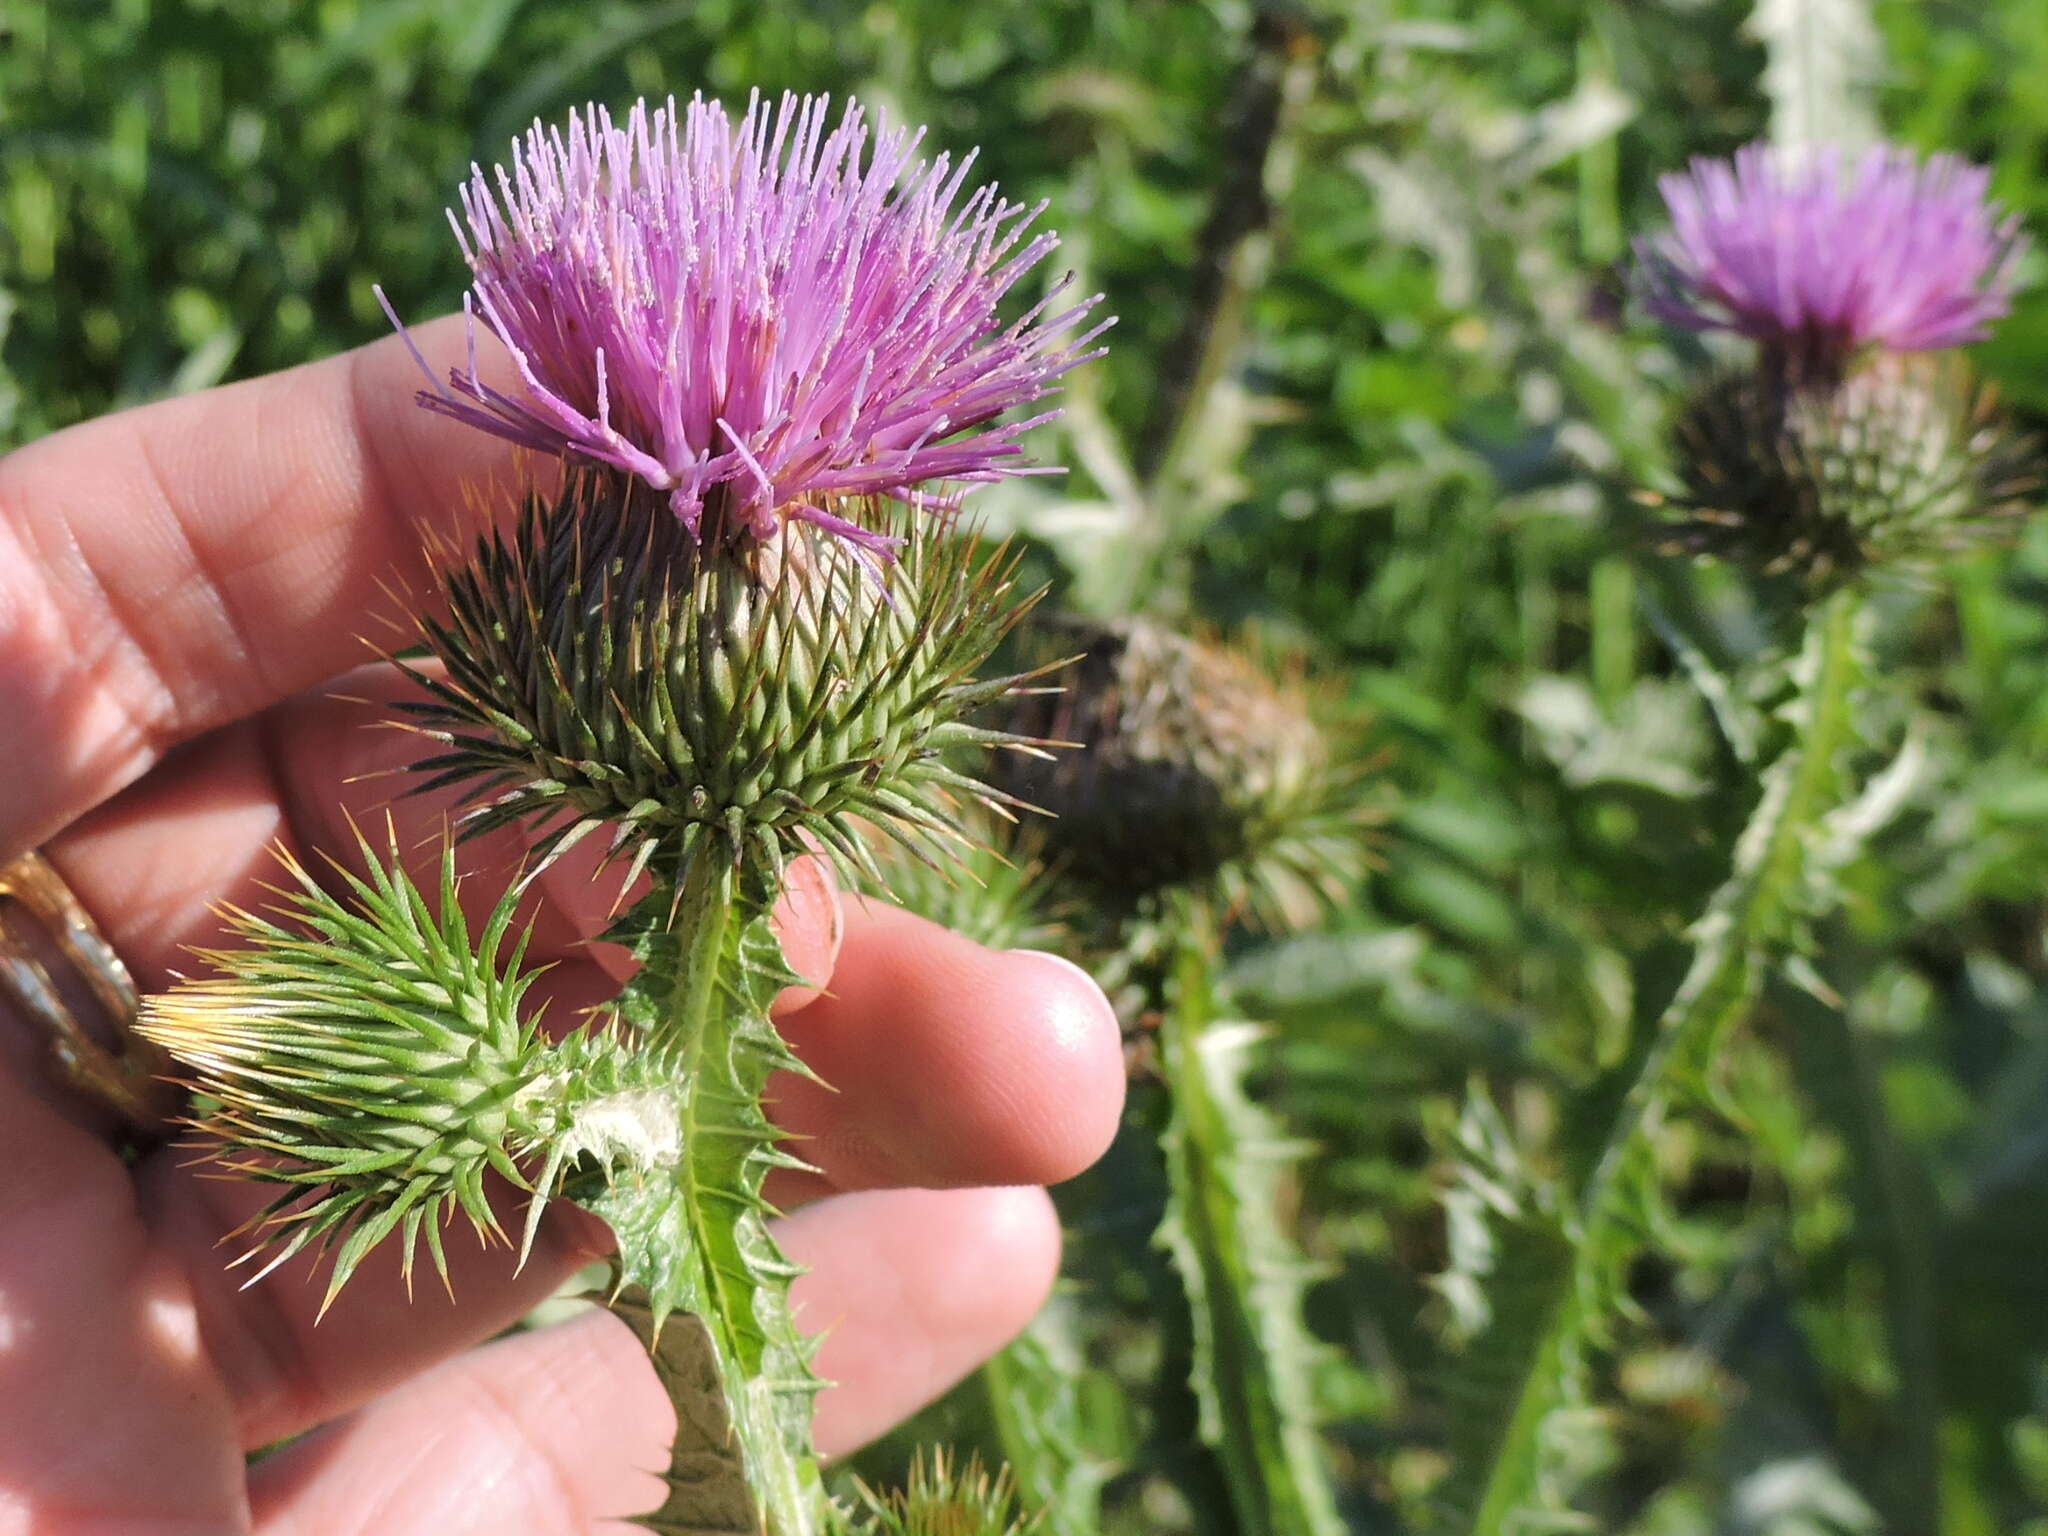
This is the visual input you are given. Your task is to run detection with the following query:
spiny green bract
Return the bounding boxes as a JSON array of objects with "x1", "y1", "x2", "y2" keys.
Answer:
[
  {"x1": 398, "y1": 465, "x2": 1048, "y2": 891},
  {"x1": 1664, "y1": 353, "x2": 2042, "y2": 591},
  {"x1": 137, "y1": 833, "x2": 672, "y2": 1309},
  {"x1": 998, "y1": 618, "x2": 1375, "y2": 930},
  {"x1": 843, "y1": 1451, "x2": 1042, "y2": 1536},
  {"x1": 863, "y1": 808, "x2": 1060, "y2": 952}
]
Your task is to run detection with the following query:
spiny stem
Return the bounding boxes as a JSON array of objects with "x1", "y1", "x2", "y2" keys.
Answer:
[
  {"x1": 594, "y1": 855, "x2": 830, "y2": 1536},
  {"x1": 1586, "y1": 586, "x2": 1860, "y2": 1210},
  {"x1": 1464, "y1": 587, "x2": 1865, "y2": 1535},
  {"x1": 663, "y1": 851, "x2": 735, "y2": 1069},
  {"x1": 1155, "y1": 905, "x2": 1346, "y2": 1536}
]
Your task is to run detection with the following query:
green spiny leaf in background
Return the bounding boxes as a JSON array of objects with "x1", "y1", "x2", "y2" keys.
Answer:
[
  {"x1": 1425, "y1": 1087, "x2": 1589, "y2": 1534},
  {"x1": 980, "y1": 1302, "x2": 1114, "y2": 1536},
  {"x1": 1154, "y1": 924, "x2": 1346, "y2": 1536}
]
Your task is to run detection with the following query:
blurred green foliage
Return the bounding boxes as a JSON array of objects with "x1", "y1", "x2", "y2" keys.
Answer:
[{"x1": 13, "y1": 0, "x2": 2048, "y2": 1531}]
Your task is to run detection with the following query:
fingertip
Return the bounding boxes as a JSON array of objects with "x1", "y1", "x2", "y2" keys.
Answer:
[
  {"x1": 788, "y1": 1185, "x2": 1063, "y2": 1458},
  {"x1": 771, "y1": 911, "x2": 1125, "y2": 1194},
  {"x1": 995, "y1": 948, "x2": 1127, "y2": 1184},
  {"x1": 971, "y1": 1182, "x2": 1064, "y2": 1301}
]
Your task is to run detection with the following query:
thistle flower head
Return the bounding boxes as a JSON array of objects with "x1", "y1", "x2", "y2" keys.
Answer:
[
  {"x1": 1665, "y1": 353, "x2": 2042, "y2": 590},
  {"x1": 1639, "y1": 142, "x2": 2025, "y2": 377},
  {"x1": 404, "y1": 92, "x2": 1108, "y2": 551},
  {"x1": 998, "y1": 619, "x2": 1374, "y2": 930}
]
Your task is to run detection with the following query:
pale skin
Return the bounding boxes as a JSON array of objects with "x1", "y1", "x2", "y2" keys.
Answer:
[{"x1": 0, "y1": 318, "x2": 1127, "y2": 1535}]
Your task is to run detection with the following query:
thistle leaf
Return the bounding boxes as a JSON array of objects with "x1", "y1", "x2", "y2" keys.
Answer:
[
  {"x1": 605, "y1": 1294, "x2": 762, "y2": 1536},
  {"x1": 1426, "y1": 1089, "x2": 1589, "y2": 1534},
  {"x1": 1153, "y1": 934, "x2": 1346, "y2": 1536},
  {"x1": 1442, "y1": 590, "x2": 1869, "y2": 1533},
  {"x1": 980, "y1": 1302, "x2": 1114, "y2": 1536}
]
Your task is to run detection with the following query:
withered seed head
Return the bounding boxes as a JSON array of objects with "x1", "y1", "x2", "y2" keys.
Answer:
[{"x1": 999, "y1": 617, "x2": 1373, "y2": 929}]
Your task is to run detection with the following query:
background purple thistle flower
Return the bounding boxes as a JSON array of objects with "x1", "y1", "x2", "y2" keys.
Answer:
[
  {"x1": 1637, "y1": 142, "x2": 2026, "y2": 370},
  {"x1": 406, "y1": 92, "x2": 1110, "y2": 547}
]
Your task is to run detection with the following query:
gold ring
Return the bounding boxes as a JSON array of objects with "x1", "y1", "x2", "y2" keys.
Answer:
[{"x1": 0, "y1": 850, "x2": 183, "y2": 1141}]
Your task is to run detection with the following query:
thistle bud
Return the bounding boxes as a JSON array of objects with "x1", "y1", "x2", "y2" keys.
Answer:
[
  {"x1": 847, "y1": 1452, "x2": 1038, "y2": 1536},
  {"x1": 138, "y1": 840, "x2": 672, "y2": 1305},
  {"x1": 999, "y1": 619, "x2": 1370, "y2": 928},
  {"x1": 1666, "y1": 354, "x2": 2041, "y2": 588},
  {"x1": 400, "y1": 468, "x2": 1041, "y2": 884}
]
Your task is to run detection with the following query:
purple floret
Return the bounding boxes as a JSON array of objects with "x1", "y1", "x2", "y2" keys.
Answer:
[
  {"x1": 396, "y1": 92, "x2": 1109, "y2": 548},
  {"x1": 1638, "y1": 143, "x2": 2025, "y2": 370}
]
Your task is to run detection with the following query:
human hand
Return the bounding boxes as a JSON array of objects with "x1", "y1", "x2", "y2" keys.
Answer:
[{"x1": 0, "y1": 322, "x2": 1126, "y2": 1534}]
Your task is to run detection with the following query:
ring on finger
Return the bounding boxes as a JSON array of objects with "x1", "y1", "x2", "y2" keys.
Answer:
[{"x1": 0, "y1": 849, "x2": 184, "y2": 1144}]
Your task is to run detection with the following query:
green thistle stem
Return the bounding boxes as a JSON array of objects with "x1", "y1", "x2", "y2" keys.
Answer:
[
  {"x1": 1583, "y1": 586, "x2": 1861, "y2": 1204},
  {"x1": 587, "y1": 858, "x2": 830, "y2": 1536},
  {"x1": 663, "y1": 852, "x2": 736, "y2": 1066},
  {"x1": 1460, "y1": 587, "x2": 1865, "y2": 1534},
  {"x1": 1155, "y1": 905, "x2": 1346, "y2": 1536}
]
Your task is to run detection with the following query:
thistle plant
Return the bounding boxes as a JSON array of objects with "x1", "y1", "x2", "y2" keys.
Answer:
[
  {"x1": 976, "y1": 618, "x2": 1372, "y2": 1536},
  {"x1": 142, "y1": 91, "x2": 1105, "y2": 1536},
  {"x1": 1439, "y1": 140, "x2": 2039, "y2": 1532}
]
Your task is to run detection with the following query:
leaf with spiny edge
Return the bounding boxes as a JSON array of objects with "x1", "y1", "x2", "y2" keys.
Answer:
[
  {"x1": 585, "y1": 874, "x2": 833, "y2": 1536},
  {"x1": 606, "y1": 1292, "x2": 763, "y2": 1536},
  {"x1": 1424, "y1": 1086, "x2": 1594, "y2": 1534},
  {"x1": 978, "y1": 1300, "x2": 1115, "y2": 1536},
  {"x1": 1153, "y1": 930, "x2": 1347, "y2": 1536}
]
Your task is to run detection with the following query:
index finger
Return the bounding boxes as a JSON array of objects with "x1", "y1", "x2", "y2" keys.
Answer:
[{"x1": 0, "y1": 315, "x2": 515, "y2": 857}]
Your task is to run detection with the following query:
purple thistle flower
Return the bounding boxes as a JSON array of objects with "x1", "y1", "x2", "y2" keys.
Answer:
[
  {"x1": 1638, "y1": 143, "x2": 2026, "y2": 374},
  {"x1": 390, "y1": 93, "x2": 1110, "y2": 549}
]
